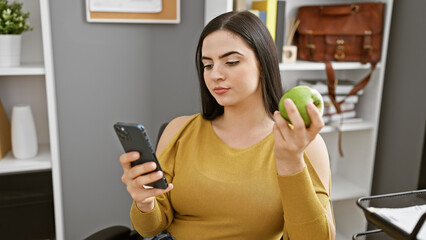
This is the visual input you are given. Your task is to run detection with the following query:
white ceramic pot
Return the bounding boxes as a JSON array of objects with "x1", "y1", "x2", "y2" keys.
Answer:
[
  {"x1": 11, "y1": 104, "x2": 38, "y2": 159},
  {"x1": 0, "y1": 34, "x2": 22, "y2": 67}
]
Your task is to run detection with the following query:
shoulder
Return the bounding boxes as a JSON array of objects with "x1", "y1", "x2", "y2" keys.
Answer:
[
  {"x1": 155, "y1": 115, "x2": 199, "y2": 155},
  {"x1": 305, "y1": 134, "x2": 330, "y2": 191}
]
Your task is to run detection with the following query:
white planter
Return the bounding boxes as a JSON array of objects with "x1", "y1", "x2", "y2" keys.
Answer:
[
  {"x1": 11, "y1": 104, "x2": 38, "y2": 159},
  {"x1": 0, "y1": 34, "x2": 22, "y2": 67}
]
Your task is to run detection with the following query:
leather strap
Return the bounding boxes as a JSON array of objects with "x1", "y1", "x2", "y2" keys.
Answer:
[
  {"x1": 325, "y1": 61, "x2": 377, "y2": 156},
  {"x1": 346, "y1": 62, "x2": 377, "y2": 98},
  {"x1": 306, "y1": 31, "x2": 315, "y2": 60},
  {"x1": 362, "y1": 31, "x2": 373, "y2": 64},
  {"x1": 324, "y1": 61, "x2": 344, "y2": 156},
  {"x1": 325, "y1": 62, "x2": 341, "y2": 113},
  {"x1": 325, "y1": 61, "x2": 377, "y2": 110}
]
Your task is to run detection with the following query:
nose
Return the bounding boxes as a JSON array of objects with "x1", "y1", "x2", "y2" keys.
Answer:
[{"x1": 208, "y1": 64, "x2": 225, "y2": 81}]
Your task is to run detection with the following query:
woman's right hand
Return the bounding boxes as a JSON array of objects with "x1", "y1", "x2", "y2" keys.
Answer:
[{"x1": 120, "y1": 151, "x2": 173, "y2": 213}]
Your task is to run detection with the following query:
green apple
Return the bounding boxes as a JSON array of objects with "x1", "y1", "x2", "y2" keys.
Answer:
[{"x1": 278, "y1": 85, "x2": 324, "y2": 127}]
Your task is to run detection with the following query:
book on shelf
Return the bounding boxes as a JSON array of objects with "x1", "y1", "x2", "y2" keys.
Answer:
[
  {"x1": 249, "y1": 9, "x2": 267, "y2": 23},
  {"x1": 275, "y1": 1, "x2": 285, "y2": 62},
  {"x1": 251, "y1": 1, "x2": 286, "y2": 62},
  {"x1": 324, "y1": 102, "x2": 355, "y2": 115},
  {"x1": 251, "y1": 0, "x2": 277, "y2": 41},
  {"x1": 0, "y1": 98, "x2": 12, "y2": 159},
  {"x1": 324, "y1": 117, "x2": 363, "y2": 125},
  {"x1": 322, "y1": 94, "x2": 359, "y2": 104},
  {"x1": 298, "y1": 79, "x2": 364, "y2": 95},
  {"x1": 323, "y1": 110, "x2": 361, "y2": 124}
]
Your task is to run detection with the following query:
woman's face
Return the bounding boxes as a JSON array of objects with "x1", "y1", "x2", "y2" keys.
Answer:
[{"x1": 201, "y1": 30, "x2": 262, "y2": 109}]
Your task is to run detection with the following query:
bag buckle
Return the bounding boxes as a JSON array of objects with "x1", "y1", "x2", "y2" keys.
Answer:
[
  {"x1": 351, "y1": 4, "x2": 360, "y2": 14},
  {"x1": 334, "y1": 40, "x2": 345, "y2": 60},
  {"x1": 363, "y1": 30, "x2": 373, "y2": 50},
  {"x1": 306, "y1": 30, "x2": 315, "y2": 60},
  {"x1": 307, "y1": 44, "x2": 316, "y2": 49}
]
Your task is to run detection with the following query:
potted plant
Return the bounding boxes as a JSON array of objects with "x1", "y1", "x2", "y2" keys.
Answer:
[{"x1": 0, "y1": 0, "x2": 32, "y2": 67}]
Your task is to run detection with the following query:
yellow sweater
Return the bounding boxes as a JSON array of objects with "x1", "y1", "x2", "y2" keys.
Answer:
[{"x1": 131, "y1": 114, "x2": 331, "y2": 239}]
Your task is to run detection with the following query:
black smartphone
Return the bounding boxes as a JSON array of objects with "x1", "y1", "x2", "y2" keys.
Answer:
[{"x1": 114, "y1": 122, "x2": 168, "y2": 189}]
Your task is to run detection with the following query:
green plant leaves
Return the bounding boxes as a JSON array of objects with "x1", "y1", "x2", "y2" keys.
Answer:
[{"x1": 0, "y1": 0, "x2": 32, "y2": 34}]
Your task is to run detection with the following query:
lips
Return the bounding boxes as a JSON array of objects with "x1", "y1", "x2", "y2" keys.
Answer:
[{"x1": 213, "y1": 87, "x2": 230, "y2": 94}]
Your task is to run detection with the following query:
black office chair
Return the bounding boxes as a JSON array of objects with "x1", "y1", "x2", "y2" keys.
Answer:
[
  {"x1": 85, "y1": 123, "x2": 169, "y2": 240},
  {"x1": 85, "y1": 225, "x2": 142, "y2": 240}
]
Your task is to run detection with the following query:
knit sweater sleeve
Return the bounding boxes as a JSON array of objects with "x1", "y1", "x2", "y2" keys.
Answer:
[
  {"x1": 130, "y1": 158, "x2": 175, "y2": 238},
  {"x1": 130, "y1": 193, "x2": 173, "y2": 237},
  {"x1": 278, "y1": 154, "x2": 331, "y2": 240},
  {"x1": 129, "y1": 132, "x2": 180, "y2": 237},
  {"x1": 129, "y1": 115, "x2": 198, "y2": 237}
]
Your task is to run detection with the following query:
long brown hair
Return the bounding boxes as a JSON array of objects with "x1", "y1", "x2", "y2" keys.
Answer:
[{"x1": 195, "y1": 11, "x2": 283, "y2": 120}]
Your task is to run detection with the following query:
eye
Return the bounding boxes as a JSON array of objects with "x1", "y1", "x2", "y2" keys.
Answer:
[
  {"x1": 226, "y1": 60, "x2": 239, "y2": 66},
  {"x1": 203, "y1": 64, "x2": 213, "y2": 70}
]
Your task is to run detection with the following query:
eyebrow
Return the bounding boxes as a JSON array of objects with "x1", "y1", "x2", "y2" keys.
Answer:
[{"x1": 201, "y1": 51, "x2": 244, "y2": 61}]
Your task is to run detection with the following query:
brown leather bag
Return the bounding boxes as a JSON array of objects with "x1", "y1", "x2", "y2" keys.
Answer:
[
  {"x1": 296, "y1": 2, "x2": 385, "y2": 64},
  {"x1": 295, "y1": 2, "x2": 385, "y2": 156}
]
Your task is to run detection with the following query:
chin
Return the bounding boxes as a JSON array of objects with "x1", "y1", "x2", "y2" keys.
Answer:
[
  {"x1": 214, "y1": 98, "x2": 230, "y2": 107},
  {"x1": 215, "y1": 99, "x2": 227, "y2": 107},
  {"x1": 216, "y1": 100, "x2": 240, "y2": 108}
]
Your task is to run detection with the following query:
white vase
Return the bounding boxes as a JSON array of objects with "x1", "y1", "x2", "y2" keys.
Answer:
[
  {"x1": 11, "y1": 104, "x2": 38, "y2": 159},
  {"x1": 0, "y1": 34, "x2": 22, "y2": 67}
]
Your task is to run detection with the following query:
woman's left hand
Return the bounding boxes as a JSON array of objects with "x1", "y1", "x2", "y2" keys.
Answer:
[{"x1": 273, "y1": 98, "x2": 324, "y2": 176}]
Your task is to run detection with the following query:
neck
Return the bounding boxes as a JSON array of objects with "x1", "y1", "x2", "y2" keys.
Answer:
[
  {"x1": 214, "y1": 99, "x2": 274, "y2": 133},
  {"x1": 211, "y1": 100, "x2": 275, "y2": 149}
]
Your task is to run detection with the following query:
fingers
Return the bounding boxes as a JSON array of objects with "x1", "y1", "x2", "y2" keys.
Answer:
[
  {"x1": 273, "y1": 111, "x2": 289, "y2": 142},
  {"x1": 273, "y1": 100, "x2": 323, "y2": 152},
  {"x1": 120, "y1": 152, "x2": 162, "y2": 182},
  {"x1": 119, "y1": 152, "x2": 173, "y2": 207},
  {"x1": 122, "y1": 161, "x2": 158, "y2": 188},
  {"x1": 126, "y1": 169, "x2": 172, "y2": 204},
  {"x1": 284, "y1": 99, "x2": 305, "y2": 131},
  {"x1": 120, "y1": 152, "x2": 140, "y2": 171},
  {"x1": 131, "y1": 172, "x2": 173, "y2": 200},
  {"x1": 279, "y1": 98, "x2": 323, "y2": 133},
  {"x1": 145, "y1": 183, "x2": 174, "y2": 197},
  {"x1": 131, "y1": 184, "x2": 174, "y2": 204},
  {"x1": 133, "y1": 169, "x2": 164, "y2": 188},
  {"x1": 306, "y1": 102, "x2": 324, "y2": 133},
  {"x1": 128, "y1": 161, "x2": 157, "y2": 179}
]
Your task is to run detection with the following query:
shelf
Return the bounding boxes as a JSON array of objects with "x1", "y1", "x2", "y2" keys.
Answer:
[
  {"x1": 0, "y1": 63, "x2": 45, "y2": 76},
  {"x1": 331, "y1": 175, "x2": 367, "y2": 201},
  {"x1": 0, "y1": 144, "x2": 51, "y2": 174},
  {"x1": 320, "y1": 122, "x2": 375, "y2": 134},
  {"x1": 279, "y1": 60, "x2": 380, "y2": 71}
]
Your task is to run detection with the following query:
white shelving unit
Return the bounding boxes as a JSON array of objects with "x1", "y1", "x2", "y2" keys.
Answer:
[
  {"x1": 205, "y1": 0, "x2": 393, "y2": 239},
  {"x1": 279, "y1": 60, "x2": 380, "y2": 71},
  {"x1": 0, "y1": 64, "x2": 45, "y2": 75},
  {"x1": 0, "y1": 0, "x2": 64, "y2": 239},
  {"x1": 0, "y1": 144, "x2": 51, "y2": 174}
]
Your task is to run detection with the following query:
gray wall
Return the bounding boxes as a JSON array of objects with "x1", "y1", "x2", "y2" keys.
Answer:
[
  {"x1": 50, "y1": 1, "x2": 203, "y2": 239},
  {"x1": 372, "y1": 0, "x2": 426, "y2": 195}
]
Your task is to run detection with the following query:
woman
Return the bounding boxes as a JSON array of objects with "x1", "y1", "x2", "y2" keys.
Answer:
[{"x1": 120, "y1": 11, "x2": 335, "y2": 240}]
